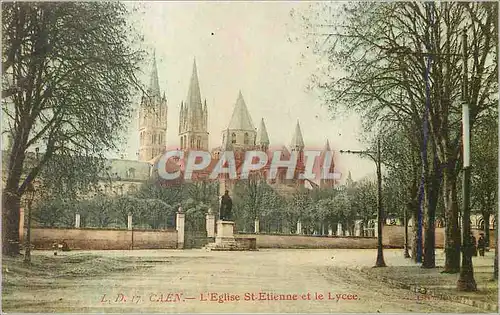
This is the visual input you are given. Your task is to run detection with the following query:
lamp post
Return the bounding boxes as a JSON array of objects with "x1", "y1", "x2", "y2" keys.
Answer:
[
  {"x1": 457, "y1": 28, "x2": 476, "y2": 291},
  {"x1": 23, "y1": 147, "x2": 39, "y2": 263},
  {"x1": 23, "y1": 182, "x2": 36, "y2": 263},
  {"x1": 340, "y1": 138, "x2": 386, "y2": 267}
]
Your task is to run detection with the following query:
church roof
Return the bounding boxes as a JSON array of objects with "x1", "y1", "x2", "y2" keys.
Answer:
[
  {"x1": 256, "y1": 118, "x2": 270, "y2": 145},
  {"x1": 290, "y1": 120, "x2": 305, "y2": 148},
  {"x1": 149, "y1": 51, "x2": 160, "y2": 97},
  {"x1": 227, "y1": 91, "x2": 255, "y2": 131}
]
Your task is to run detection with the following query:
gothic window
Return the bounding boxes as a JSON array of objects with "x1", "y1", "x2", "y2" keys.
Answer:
[
  {"x1": 184, "y1": 135, "x2": 187, "y2": 149},
  {"x1": 197, "y1": 137, "x2": 201, "y2": 149},
  {"x1": 191, "y1": 137, "x2": 195, "y2": 147},
  {"x1": 231, "y1": 133, "x2": 236, "y2": 144},
  {"x1": 244, "y1": 132, "x2": 249, "y2": 145},
  {"x1": 180, "y1": 137, "x2": 184, "y2": 149}
]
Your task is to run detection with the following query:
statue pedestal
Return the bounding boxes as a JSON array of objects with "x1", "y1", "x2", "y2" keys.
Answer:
[
  {"x1": 204, "y1": 220, "x2": 256, "y2": 251},
  {"x1": 215, "y1": 220, "x2": 236, "y2": 247}
]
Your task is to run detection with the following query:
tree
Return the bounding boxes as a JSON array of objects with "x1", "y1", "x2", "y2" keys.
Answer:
[
  {"x1": 471, "y1": 113, "x2": 498, "y2": 249},
  {"x1": 2, "y1": 2, "x2": 144, "y2": 255},
  {"x1": 301, "y1": 1, "x2": 498, "y2": 272},
  {"x1": 349, "y1": 180, "x2": 377, "y2": 237}
]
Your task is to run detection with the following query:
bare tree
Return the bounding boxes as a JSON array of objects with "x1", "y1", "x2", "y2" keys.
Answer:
[{"x1": 2, "y1": 2, "x2": 145, "y2": 255}]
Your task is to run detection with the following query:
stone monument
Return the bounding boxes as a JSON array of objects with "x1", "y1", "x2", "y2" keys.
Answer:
[
  {"x1": 215, "y1": 190, "x2": 236, "y2": 248},
  {"x1": 204, "y1": 190, "x2": 257, "y2": 251}
]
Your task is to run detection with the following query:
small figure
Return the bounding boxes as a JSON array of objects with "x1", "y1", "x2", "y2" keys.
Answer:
[
  {"x1": 477, "y1": 233, "x2": 486, "y2": 257},
  {"x1": 470, "y1": 233, "x2": 477, "y2": 257},
  {"x1": 61, "y1": 240, "x2": 71, "y2": 252}
]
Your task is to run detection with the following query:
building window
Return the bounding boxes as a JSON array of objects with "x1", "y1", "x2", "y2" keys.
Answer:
[
  {"x1": 231, "y1": 133, "x2": 236, "y2": 144},
  {"x1": 244, "y1": 132, "x2": 249, "y2": 145},
  {"x1": 180, "y1": 137, "x2": 184, "y2": 149},
  {"x1": 197, "y1": 137, "x2": 201, "y2": 149}
]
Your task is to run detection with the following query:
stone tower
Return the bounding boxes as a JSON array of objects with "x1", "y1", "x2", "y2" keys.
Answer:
[
  {"x1": 222, "y1": 91, "x2": 256, "y2": 151},
  {"x1": 138, "y1": 53, "x2": 168, "y2": 161},
  {"x1": 179, "y1": 59, "x2": 209, "y2": 151}
]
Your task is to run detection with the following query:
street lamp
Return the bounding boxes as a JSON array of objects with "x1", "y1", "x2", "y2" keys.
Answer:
[
  {"x1": 457, "y1": 28, "x2": 476, "y2": 291},
  {"x1": 23, "y1": 182, "x2": 36, "y2": 263},
  {"x1": 340, "y1": 138, "x2": 386, "y2": 267},
  {"x1": 23, "y1": 147, "x2": 40, "y2": 263}
]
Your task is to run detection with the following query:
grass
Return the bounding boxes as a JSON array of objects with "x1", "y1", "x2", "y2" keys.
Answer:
[{"x1": 2, "y1": 253, "x2": 173, "y2": 292}]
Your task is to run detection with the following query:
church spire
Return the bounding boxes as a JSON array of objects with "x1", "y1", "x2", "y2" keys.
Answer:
[
  {"x1": 257, "y1": 118, "x2": 270, "y2": 145},
  {"x1": 324, "y1": 139, "x2": 331, "y2": 151},
  {"x1": 228, "y1": 91, "x2": 255, "y2": 131},
  {"x1": 290, "y1": 119, "x2": 305, "y2": 149},
  {"x1": 186, "y1": 58, "x2": 202, "y2": 112},
  {"x1": 149, "y1": 50, "x2": 160, "y2": 97},
  {"x1": 178, "y1": 58, "x2": 209, "y2": 151}
]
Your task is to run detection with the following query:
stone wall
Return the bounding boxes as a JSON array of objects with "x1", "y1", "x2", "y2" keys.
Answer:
[
  {"x1": 29, "y1": 225, "x2": 495, "y2": 251},
  {"x1": 383, "y1": 226, "x2": 496, "y2": 249},
  {"x1": 31, "y1": 227, "x2": 177, "y2": 250},
  {"x1": 236, "y1": 233, "x2": 378, "y2": 249}
]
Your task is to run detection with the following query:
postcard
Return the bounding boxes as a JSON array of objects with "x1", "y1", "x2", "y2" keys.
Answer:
[{"x1": 2, "y1": 1, "x2": 498, "y2": 313}]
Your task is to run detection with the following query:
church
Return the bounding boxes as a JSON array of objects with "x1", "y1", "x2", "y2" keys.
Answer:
[{"x1": 137, "y1": 55, "x2": 339, "y2": 196}]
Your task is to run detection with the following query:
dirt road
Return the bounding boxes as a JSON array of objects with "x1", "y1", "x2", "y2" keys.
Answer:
[{"x1": 2, "y1": 249, "x2": 486, "y2": 313}]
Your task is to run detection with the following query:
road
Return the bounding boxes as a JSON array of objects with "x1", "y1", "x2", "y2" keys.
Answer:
[{"x1": 2, "y1": 249, "x2": 486, "y2": 313}]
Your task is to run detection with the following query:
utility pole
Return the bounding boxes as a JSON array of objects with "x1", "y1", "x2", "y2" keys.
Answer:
[
  {"x1": 340, "y1": 138, "x2": 386, "y2": 267},
  {"x1": 457, "y1": 27, "x2": 477, "y2": 291}
]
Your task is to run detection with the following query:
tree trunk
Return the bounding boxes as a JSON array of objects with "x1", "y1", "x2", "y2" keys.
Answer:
[
  {"x1": 442, "y1": 168, "x2": 461, "y2": 273},
  {"x1": 403, "y1": 204, "x2": 410, "y2": 258},
  {"x1": 494, "y1": 218, "x2": 498, "y2": 279},
  {"x1": 482, "y1": 211, "x2": 490, "y2": 250},
  {"x1": 411, "y1": 202, "x2": 418, "y2": 262},
  {"x1": 2, "y1": 190, "x2": 22, "y2": 256},
  {"x1": 3, "y1": 122, "x2": 31, "y2": 256},
  {"x1": 423, "y1": 156, "x2": 441, "y2": 268}
]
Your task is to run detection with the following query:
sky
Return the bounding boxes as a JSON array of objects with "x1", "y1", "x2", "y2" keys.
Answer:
[
  {"x1": 1, "y1": 1, "x2": 375, "y2": 183},
  {"x1": 119, "y1": 1, "x2": 376, "y2": 182}
]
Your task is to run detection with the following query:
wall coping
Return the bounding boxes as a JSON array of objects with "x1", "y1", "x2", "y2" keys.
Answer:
[
  {"x1": 32, "y1": 226, "x2": 177, "y2": 233},
  {"x1": 236, "y1": 232, "x2": 376, "y2": 239}
]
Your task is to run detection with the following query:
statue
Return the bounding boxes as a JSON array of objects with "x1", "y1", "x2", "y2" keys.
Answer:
[{"x1": 219, "y1": 190, "x2": 233, "y2": 221}]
